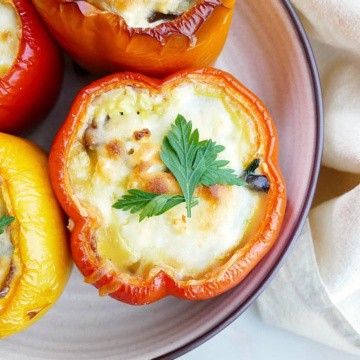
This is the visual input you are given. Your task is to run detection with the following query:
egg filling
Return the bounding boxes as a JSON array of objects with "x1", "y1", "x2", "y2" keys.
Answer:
[
  {"x1": 0, "y1": 181, "x2": 13, "y2": 292},
  {"x1": 0, "y1": 0, "x2": 21, "y2": 78},
  {"x1": 85, "y1": 0, "x2": 197, "y2": 28},
  {"x1": 68, "y1": 82, "x2": 268, "y2": 281}
]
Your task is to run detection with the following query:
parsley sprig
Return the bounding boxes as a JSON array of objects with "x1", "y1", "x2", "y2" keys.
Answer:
[
  {"x1": 113, "y1": 190, "x2": 199, "y2": 222},
  {"x1": 159, "y1": 116, "x2": 204, "y2": 217},
  {"x1": 0, "y1": 214, "x2": 15, "y2": 235},
  {"x1": 113, "y1": 115, "x2": 269, "y2": 221},
  {"x1": 159, "y1": 115, "x2": 248, "y2": 216}
]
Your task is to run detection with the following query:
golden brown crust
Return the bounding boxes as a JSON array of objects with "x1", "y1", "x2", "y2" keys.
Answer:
[
  {"x1": 133, "y1": 128, "x2": 151, "y2": 141},
  {"x1": 105, "y1": 139, "x2": 124, "y2": 159},
  {"x1": 83, "y1": 123, "x2": 101, "y2": 149},
  {"x1": 0, "y1": 263, "x2": 14, "y2": 299},
  {"x1": 128, "y1": 160, "x2": 181, "y2": 194}
]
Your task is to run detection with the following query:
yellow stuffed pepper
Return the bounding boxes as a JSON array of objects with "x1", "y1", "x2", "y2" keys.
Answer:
[{"x1": 0, "y1": 133, "x2": 71, "y2": 338}]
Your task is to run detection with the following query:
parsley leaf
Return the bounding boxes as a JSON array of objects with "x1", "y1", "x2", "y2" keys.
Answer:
[
  {"x1": 160, "y1": 115, "x2": 207, "y2": 217},
  {"x1": 113, "y1": 190, "x2": 199, "y2": 222},
  {"x1": 197, "y1": 140, "x2": 248, "y2": 187},
  {"x1": 138, "y1": 194, "x2": 198, "y2": 222},
  {"x1": 160, "y1": 115, "x2": 249, "y2": 216},
  {"x1": 113, "y1": 189, "x2": 158, "y2": 213},
  {"x1": 0, "y1": 215, "x2": 15, "y2": 235}
]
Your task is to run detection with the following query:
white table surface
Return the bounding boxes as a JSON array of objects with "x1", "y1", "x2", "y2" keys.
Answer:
[{"x1": 181, "y1": 303, "x2": 359, "y2": 360}]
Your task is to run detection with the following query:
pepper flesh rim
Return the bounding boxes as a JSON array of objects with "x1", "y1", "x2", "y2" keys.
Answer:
[
  {"x1": 0, "y1": 180, "x2": 17, "y2": 300},
  {"x1": 60, "y1": 0, "x2": 234, "y2": 41}
]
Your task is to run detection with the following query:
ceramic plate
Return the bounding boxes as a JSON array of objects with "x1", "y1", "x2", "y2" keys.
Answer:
[{"x1": 1, "y1": 0, "x2": 323, "y2": 358}]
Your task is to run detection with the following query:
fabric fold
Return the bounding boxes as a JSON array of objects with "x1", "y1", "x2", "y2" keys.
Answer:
[{"x1": 256, "y1": 0, "x2": 360, "y2": 355}]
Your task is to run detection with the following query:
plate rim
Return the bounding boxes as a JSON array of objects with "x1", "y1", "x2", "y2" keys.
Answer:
[{"x1": 155, "y1": 1, "x2": 324, "y2": 359}]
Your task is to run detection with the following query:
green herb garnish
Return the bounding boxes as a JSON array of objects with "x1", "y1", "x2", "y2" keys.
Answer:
[
  {"x1": 114, "y1": 115, "x2": 269, "y2": 221},
  {"x1": 160, "y1": 115, "x2": 248, "y2": 216},
  {"x1": 197, "y1": 140, "x2": 248, "y2": 188},
  {"x1": 113, "y1": 190, "x2": 199, "y2": 222},
  {"x1": 159, "y1": 115, "x2": 206, "y2": 217},
  {"x1": 0, "y1": 215, "x2": 15, "y2": 235},
  {"x1": 244, "y1": 158, "x2": 260, "y2": 175}
]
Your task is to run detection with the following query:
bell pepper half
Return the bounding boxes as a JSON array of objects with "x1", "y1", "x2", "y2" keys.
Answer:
[
  {"x1": 49, "y1": 68, "x2": 286, "y2": 305},
  {"x1": 0, "y1": 133, "x2": 71, "y2": 338},
  {"x1": 32, "y1": 0, "x2": 235, "y2": 77},
  {"x1": 0, "y1": 0, "x2": 63, "y2": 135}
]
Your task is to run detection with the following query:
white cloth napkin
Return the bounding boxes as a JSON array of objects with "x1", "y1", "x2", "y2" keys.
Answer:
[{"x1": 256, "y1": 0, "x2": 360, "y2": 355}]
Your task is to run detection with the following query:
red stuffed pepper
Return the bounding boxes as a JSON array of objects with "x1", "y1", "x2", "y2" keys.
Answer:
[
  {"x1": 0, "y1": 0, "x2": 63, "y2": 134},
  {"x1": 49, "y1": 68, "x2": 286, "y2": 305}
]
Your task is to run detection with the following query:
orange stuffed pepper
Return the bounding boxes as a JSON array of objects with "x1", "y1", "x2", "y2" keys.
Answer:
[
  {"x1": 49, "y1": 68, "x2": 286, "y2": 305},
  {"x1": 0, "y1": 0, "x2": 63, "y2": 134},
  {"x1": 32, "y1": 0, "x2": 235, "y2": 77}
]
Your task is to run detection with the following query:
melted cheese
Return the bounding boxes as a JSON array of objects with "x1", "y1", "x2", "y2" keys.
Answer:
[
  {"x1": 0, "y1": 1, "x2": 21, "y2": 78},
  {"x1": 0, "y1": 182, "x2": 13, "y2": 289},
  {"x1": 68, "y1": 84, "x2": 265, "y2": 280},
  {"x1": 86, "y1": 0, "x2": 196, "y2": 28}
]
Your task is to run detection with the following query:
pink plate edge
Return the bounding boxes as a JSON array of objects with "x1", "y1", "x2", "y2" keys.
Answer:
[{"x1": 156, "y1": 1, "x2": 324, "y2": 359}]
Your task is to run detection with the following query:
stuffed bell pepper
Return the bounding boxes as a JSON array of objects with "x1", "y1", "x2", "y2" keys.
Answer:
[
  {"x1": 0, "y1": 0, "x2": 63, "y2": 134},
  {"x1": 0, "y1": 134, "x2": 71, "y2": 338},
  {"x1": 49, "y1": 68, "x2": 286, "y2": 305},
  {"x1": 32, "y1": 0, "x2": 235, "y2": 77}
]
